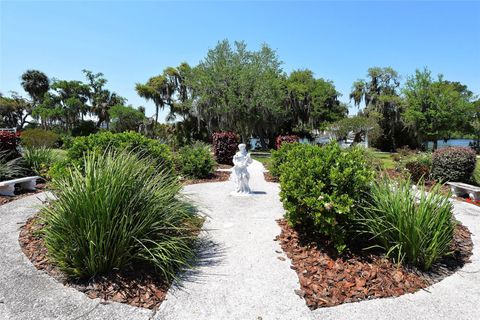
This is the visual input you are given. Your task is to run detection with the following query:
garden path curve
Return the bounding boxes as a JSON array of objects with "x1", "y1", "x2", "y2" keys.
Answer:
[{"x1": 0, "y1": 160, "x2": 479, "y2": 320}]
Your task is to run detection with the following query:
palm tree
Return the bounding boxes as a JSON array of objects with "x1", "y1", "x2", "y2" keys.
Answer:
[{"x1": 21, "y1": 70, "x2": 49, "y2": 106}]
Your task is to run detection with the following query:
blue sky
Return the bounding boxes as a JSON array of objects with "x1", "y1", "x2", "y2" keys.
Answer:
[{"x1": 1, "y1": 0, "x2": 479, "y2": 120}]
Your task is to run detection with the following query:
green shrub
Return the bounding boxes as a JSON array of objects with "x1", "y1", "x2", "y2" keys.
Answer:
[
  {"x1": 177, "y1": 142, "x2": 215, "y2": 179},
  {"x1": 20, "y1": 128, "x2": 59, "y2": 148},
  {"x1": 474, "y1": 161, "x2": 480, "y2": 186},
  {"x1": 358, "y1": 178, "x2": 454, "y2": 270},
  {"x1": 67, "y1": 131, "x2": 174, "y2": 171},
  {"x1": 279, "y1": 142, "x2": 375, "y2": 252},
  {"x1": 269, "y1": 142, "x2": 299, "y2": 178},
  {"x1": 397, "y1": 153, "x2": 432, "y2": 182},
  {"x1": 42, "y1": 150, "x2": 198, "y2": 279},
  {"x1": 431, "y1": 147, "x2": 476, "y2": 183},
  {"x1": 22, "y1": 147, "x2": 58, "y2": 176}
]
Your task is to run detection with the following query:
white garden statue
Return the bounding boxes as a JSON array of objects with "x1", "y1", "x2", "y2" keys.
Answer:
[{"x1": 231, "y1": 143, "x2": 253, "y2": 195}]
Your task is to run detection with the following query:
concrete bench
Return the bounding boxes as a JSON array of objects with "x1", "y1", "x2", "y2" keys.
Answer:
[
  {"x1": 0, "y1": 176, "x2": 41, "y2": 196},
  {"x1": 447, "y1": 182, "x2": 480, "y2": 201}
]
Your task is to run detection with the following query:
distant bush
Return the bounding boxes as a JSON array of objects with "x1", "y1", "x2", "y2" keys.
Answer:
[
  {"x1": 177, "y1": 142, "x2": 215, "y2": 179},
  {"x1": 212, "y1": 131, "x2": 239, "y2": 165},
  {"x1": 269, "y1": 142, "x2": 299, "y2": 178},
  {"x1": 67, "y1": 131, "x2": 173, "y2": 171},
  {"x1": 397, "y1": 153, "x2": 432, "y2": 183},
  {"x1": 275, "y1": 135, "x2": 299, "y2": 150},
  {"x1": 71, "y1": 120, "x2": 98, "y2": 137},
  {"x1": 431, "y1": 147, "x2": 476, "y2": 183},
  {"x1": 358, "y1": 178, "x2": 454, "y2": 270},
  {"x1": 42, "y1": 151, "x2": 199, "y2": 279},
  {"x1": 279, "y1": 142, "x2": 375, "y2": 252},
  {"x1": 20, "y1": 129, "x2": 59, "y2": 148}
]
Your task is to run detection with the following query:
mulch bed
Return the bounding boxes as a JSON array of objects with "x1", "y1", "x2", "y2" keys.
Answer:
[
  {"x1": 0, "y1": 181, "x2": 46, "y2": 206},
  {"x1": 275, "y1": 218, "x2": 473, "y2": 309},
  {"x1": 181, "y1": 170, "x2": 230, "y2": 185},
  {"x1": 19, "y1": 216, "x2": 171, "y2": 309},
  {"x1": 263, "y1": 172, "x2": 278, "y2": 183}
]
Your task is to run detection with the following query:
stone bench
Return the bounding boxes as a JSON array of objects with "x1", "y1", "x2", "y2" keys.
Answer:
[
  {"x1": 447, "y1": 182, "x2": 480, "y2": 201},
  {"x1": 0, "y1": 176, "x2": 41, "y2": 196}
]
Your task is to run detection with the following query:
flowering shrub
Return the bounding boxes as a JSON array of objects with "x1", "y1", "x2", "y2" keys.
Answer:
[
  {"x1": 279, "y1": 142, "x2": 375, "y2": 252},
  {"x1": 431, "y1": 147, "x2": 476, "y2": 183},
  {"x1": 212, "y1": 131, "x2": 239, "y2": 165},
  {"x1": 275, "y1": 135, "x2": 299, "y2": 150}
]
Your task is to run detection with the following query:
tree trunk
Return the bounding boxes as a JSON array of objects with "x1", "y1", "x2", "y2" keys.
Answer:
[{"x1": 433, "y1": 139, "x2": 438, "y2": 151}]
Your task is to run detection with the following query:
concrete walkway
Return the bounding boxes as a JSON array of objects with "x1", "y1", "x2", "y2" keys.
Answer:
[{"x1": 0, "y1": 160, "x2": 479, "y2": 319}]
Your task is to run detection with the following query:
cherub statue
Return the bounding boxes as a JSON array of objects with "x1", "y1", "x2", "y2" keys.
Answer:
[{"x1": 231, "y1": 143, "x2": 253, "y2": 194}]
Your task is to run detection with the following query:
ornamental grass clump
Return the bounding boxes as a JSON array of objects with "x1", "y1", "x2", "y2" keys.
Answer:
[
  {"x1": 22, "y1": 147, "x2": 58, "y2": 175},
  {"x1": 279, "y1": 142, "x2": 375, "y2": 252},
  {"x1": 42, "y1": 150, "x2": 198, "y2": 280},
  {"x1": 358, "y1": 178, "x2": 454, "y2": 270}
]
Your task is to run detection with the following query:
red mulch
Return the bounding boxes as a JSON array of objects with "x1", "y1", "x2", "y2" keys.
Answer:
[
  {"x1": 264, "y1": 172, "x2": 278, "y2": 183},
  {"x1": 0, "y1": 182, "x2": 46, "y2": 206},
  {"x1": 181, "y1": 170, "x2": 230, "y2": 186},
  {"x1": 275, "y1": 218, "x2": 473, "y2": 309},
  {"x1": 217, "y1": 163, "x2": 233, "y2": 170},
  {"x1": 19, "y1": 216, "x2": 171, "y2": 309}
]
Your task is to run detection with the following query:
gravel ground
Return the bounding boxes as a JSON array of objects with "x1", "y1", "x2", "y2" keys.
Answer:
[{"x1": 0, "y1": 160, "x2": 479, "y2": 320}]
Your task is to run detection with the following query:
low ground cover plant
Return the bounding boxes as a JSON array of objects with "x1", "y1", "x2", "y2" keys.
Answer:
[
  {"x1": 42, "y1": 150, "x2": 199, "y2": 279},
  {"x1": 0, "y1": 151, "x2": 24, "y2": 181},
  {"x1": 358, "y1": 178, "x2": 454, "y2": 270},
  {"x1": 431, "y1": 147, "x2": 476, "y2": 183},
  {"x1": 177, "y1": 142, "x2": 215, "y2": 179},
  {"x1": 279, "y1": 142, "x2": 375, "y2": 251},
  {"x1": 212, "y1": 131, "x2": 239, "y2": 165}
]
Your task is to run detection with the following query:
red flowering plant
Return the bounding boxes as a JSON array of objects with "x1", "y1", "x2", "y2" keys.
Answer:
[
  {"x1": 275, "y1": 135, "x2": 299, "y2": 150},
  {"x1": 464, "y1": 198, "x2": 480, "y2": 206},
  {"x1": 0, "y1": 131, "x2": 20, "y2": 153}
]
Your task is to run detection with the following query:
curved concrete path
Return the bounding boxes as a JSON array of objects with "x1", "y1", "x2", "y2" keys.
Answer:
[{"x1": 0, "y1": 160, "x2": 479, "y2": 319}]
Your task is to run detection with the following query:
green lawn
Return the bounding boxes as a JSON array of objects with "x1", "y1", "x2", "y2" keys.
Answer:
[
  {"x1": 251, "y1": 152, "x2": 271, "y2": 168},
  {"x1": 371, "y1": 151, "x2": 396, "y2": 170}
]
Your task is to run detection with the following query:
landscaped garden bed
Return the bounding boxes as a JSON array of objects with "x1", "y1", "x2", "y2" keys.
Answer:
[
  {"x1": 181, "y1": 170, "x2": 230, "y2": 185},
  {"x1": 19, "y1": 214, "x2": 199, "y2": 309},
  {"x1": 275, "y1": 218, "x2": 473, "y2": 309}
]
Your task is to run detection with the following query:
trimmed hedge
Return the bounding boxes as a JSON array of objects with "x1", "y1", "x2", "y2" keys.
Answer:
[
  {"x1": 212, "y1": 131, "x2": 239, "y2": 165},
  {"x1": 279, "y1": 142, "x2": 375, "y2": 252},
  {"x1": 67, "y1": 131, "x2": 174, "y2": 171},
  {"x1": 275, "y1": 135, "x2": 299, "y2": 150},
  {"x1": 177, "y1": 142, "x2": 216, "y2": 179},
  {"x1": 431, "y1": 147, "x2": 476, "y2": 183}
]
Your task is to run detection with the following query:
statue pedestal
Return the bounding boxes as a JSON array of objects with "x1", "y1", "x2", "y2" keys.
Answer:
[{"x1": 229, "y1": 190, "x2": 252, "y2": 197}]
